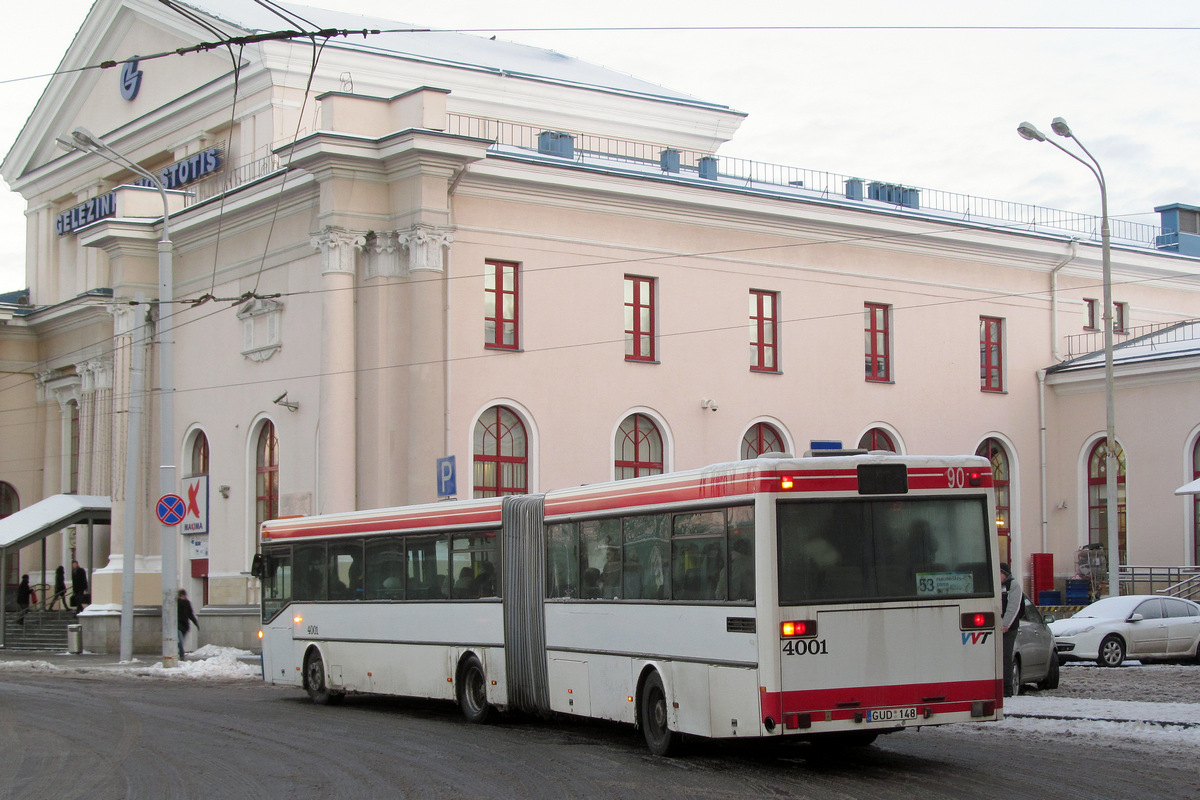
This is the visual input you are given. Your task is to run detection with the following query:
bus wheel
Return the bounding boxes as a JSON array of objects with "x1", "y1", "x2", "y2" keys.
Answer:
[
  {"x1": 304, "y1": 650, "x2": 344, "y2": 706},
  {"x1": 458, "y1": 655, "x2": 491, "y2": 724},
  {"x1": 639, "y1": 672, "x2": 679, "y2": 756}
]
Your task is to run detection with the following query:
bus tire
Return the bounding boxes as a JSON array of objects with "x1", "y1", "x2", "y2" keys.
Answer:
[
  {"x1": 458, "y1": 655, "x2": 491, "y2": 724},
  {"x1": 304, "y1": 649, "x2": 344, "y2": 706},
  {"x1": 639, "y1": 671, "x2": 679, "y2": 756}
]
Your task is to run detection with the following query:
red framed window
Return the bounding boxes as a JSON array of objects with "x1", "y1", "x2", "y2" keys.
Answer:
[
  {"x1": 858, "y1": 428, "x2": 896, "y2": 453},
  {"x1": 741, "y1": 422, "x2": 785, "y2": 459},
  {"x1": 1084, "y1": 298, "x2": 1099, "y2": 331},
  {"x1": 190, "y1": 431, "x2": 209, "y2": 477},
  {"x1": 255, "y1": 422, "x2": 279, "y2": 532},
  {"x1": 865, "y1": 303, "x2": 891, "y2": 382},
  {"x1": 624, "y1": 276, "x2": 656, "y2": 362},
  {"x1": 980, "y1": 316, "x2": 1004, "y2": 392},
  {"x1": 977, "y1": 438, "x2": 1011, "y2": 538},
  {"x1": 473, "y1": 406, "x2": 528, "y2": 498},
  {"x1": 615, "y1": 413, "x2": 663, "y2": 479},
  {"x1": 749, "y1": 290, "x2": 779, "y2": 372},
  {"x1": 1087, "y1": 440, "x2": 1127, "y2": 564},
  {"x1": 69, "y1": 400, "x2": 80, "y2": 493},
  {"x1": 1193, "y1": 439, "x2": 1200, "y2": 566},
  {"x1": 484, "y1": 260, "x2": 519, "y2": 350}
]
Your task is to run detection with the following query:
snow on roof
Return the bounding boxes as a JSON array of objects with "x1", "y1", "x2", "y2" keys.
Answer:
[
  {"x1": 179, "y1": 1, "x2": 721, "y2": 108},
  {"x1": 0, "y1": 494, "x2": 111, "y2": 551}
]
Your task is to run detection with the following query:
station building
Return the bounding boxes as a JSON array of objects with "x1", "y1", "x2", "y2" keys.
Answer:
[{"x1": 2, "y1": 0, "x2": 1199, "y2": 651}]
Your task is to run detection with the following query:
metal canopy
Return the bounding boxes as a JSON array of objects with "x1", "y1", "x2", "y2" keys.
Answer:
[
  {"x1": 1174, "y1": 478, "x2": 1200, "y2": 496},
  {"x1": 0, "y1": 494, "x2": 110, "y2": 554}
]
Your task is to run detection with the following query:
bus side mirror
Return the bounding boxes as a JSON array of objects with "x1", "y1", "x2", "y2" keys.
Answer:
[{"x1": 250, "y1": 553, "x2": 264, "y2": 579}]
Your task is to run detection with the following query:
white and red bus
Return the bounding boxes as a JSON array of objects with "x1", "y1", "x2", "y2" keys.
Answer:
[{"x1": 257, "y1": 451, "x2": 1003, "y2": 754}]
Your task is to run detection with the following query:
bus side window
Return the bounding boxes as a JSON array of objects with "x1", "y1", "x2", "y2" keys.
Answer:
[
  {"x1": 580, "y1": 519, "x2": 621, "y2": 599},
  {"x1": 727, "y1": 506, "x2": 755, "y2": 602},
  {"x1": 546, "y1": 523, "x2": 578, "y2": 598}
]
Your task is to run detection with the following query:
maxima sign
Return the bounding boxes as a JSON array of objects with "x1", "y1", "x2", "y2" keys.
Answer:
[{"x1": 56, "y1": 147, "x2": 221, "y2": 235}]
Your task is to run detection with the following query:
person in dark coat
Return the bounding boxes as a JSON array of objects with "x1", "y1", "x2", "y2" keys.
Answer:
[
  {"x1": 51, "y1": 565, "x2": 69, "y2": 611},
  {"x1": 71, "y1": 560, "x2": 88, "y2": 614},
  {"x1": 177, "y1": 589, "x2": 200, "y2": 660},
  {"x1": 16, "y1": 574, "x2": 33, "y2": 624}
]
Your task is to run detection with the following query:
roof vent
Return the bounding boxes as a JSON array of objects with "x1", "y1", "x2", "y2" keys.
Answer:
[
  {"x1": 1154, "y1": 203, "x2": 1200, "y2": 256},
  {"x1": 537, "y1": 131, "x2": 575, "y2": 159},
  {"x1": 698, "y1": 156, "x2": 718, "y2": 180},
  {"x1": 660, "y1": 149, "x2": 680, "y2": 173},
  {"x1": 846, "y1": 178, "x2": 864, "y2": 201},
  {"x1": 868, "y1": 182, "x2": 920, "y2": 210}
]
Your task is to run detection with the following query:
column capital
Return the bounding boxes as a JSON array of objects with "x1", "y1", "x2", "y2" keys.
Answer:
[{"x1": 310, "y1": 226, "x2": 367, "y2": 275}]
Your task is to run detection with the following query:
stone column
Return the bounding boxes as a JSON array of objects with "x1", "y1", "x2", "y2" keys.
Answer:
[{"x1": 311, "y1": 226, "x2": 365, "y2": 514}]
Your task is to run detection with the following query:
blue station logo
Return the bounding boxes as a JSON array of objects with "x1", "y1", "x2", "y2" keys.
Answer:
[{"x1": 120, "y1": 59, "x2": 143, "y2": 101}]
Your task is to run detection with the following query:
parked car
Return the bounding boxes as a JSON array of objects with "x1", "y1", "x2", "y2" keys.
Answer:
[
  {"x1": 1013, "y1": 599, "x2": 1059, "y2": 692},
  {"x1": 1048, "y1": 595, "x2": 1200, "y2": 667}
]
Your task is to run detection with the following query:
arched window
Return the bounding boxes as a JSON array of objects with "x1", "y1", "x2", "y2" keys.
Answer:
[
  {"x1": 1088, "y1": 440, "x2": 1127, "y2": 564},
  {"x1": 1193, "y1": 439, "x2": 1200, "y2": 565},
  {"x1": 68, "y1": 400, "x2": 80, "y2": 493},
  {"x1": 473, "y1": 406, "x2": 528, "y2": 498},
  {"x1": 741, "y1": 422, "x2": 785, "y2": 459},
  {"x1": 190, "y1": 431, "x2": 209, "y2": 477},
  {"x1": 977, "y1": 438, "x2": 1012, "y2": 561},
  {"x1": 255, "y1": 422, "x2": 279, "y2": 532},
  {"x1": 858, "y1": 428, "x2": 896, "y2": 453},
  {"x1": 0, "y1": 482, "x2": 18, "y2": 518},
  {"x1": 615, "y1": 414, "x2": 664, "y2": 480}
]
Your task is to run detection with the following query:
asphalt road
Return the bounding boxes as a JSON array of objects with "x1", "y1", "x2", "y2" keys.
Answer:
[{"x1": 0, "y1": 661, "x2": 1196, "y2": 800}]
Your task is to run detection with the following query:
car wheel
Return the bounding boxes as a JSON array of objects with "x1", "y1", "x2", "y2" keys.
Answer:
[
  {"x1": 1037, "y1": 649, "x2": 1060, "y2": 690},
  {"x1": 1097, "y1": 634, "x2": 1126, "y2": 668},
  {"x1": 1012, "y1": 656, "x2": 1024, "y2": 695}
]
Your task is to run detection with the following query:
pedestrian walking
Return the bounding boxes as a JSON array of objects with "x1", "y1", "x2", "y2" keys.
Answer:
[
  {"x1": 71, "y1": 560, "x2": 89, "y2": 614},
  {"x1": 50, "y1": 565, "x2": 69, "y2": 611},
  {"x1": 1000, "y1": 563, "x2": 1024, "y2": 697},
  {"x1": 177, "y1": 589, "x2": 199, "y2": 660},
  {"x1": 16, "y1": 574, "x2": 33, "y2": 625}
]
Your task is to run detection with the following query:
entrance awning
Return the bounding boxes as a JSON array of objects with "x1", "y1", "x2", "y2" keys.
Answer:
[
  {"x1": 0, "y1": 494, "x2": 111, "y2": 554},
  {"x1": 1175, "y1": 478, "x2": 1200, "y2": 496}
]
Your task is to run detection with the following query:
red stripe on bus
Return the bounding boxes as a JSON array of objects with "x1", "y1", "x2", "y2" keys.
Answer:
[
  {"x1": 263, "y1": 505, "x2": 504, "y2": 540},
  {"x1": 760, "y1": 679, "x2": 1002, "y2": 723}
]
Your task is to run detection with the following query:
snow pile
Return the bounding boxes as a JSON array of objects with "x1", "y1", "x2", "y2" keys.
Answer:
[{"x1": 126, "y1": 644, "x2": 262, "y2": 680}]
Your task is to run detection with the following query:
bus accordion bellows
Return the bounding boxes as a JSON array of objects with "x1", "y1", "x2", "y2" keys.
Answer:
[{"x1": 257, "y1": 452, "x2": 1004, "y2": 754}]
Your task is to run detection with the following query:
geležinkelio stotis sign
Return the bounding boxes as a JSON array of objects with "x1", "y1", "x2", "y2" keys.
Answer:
[{"x1": 55, "y1": 148, "x2": 222, "y2": 236}]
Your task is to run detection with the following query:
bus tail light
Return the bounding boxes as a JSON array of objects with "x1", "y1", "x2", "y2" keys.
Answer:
[
  {"x1": 960, "y1": 612, "x2": 994, "y2": 630},
  {"x1": 968, "y1": 470, "x2": 983, "y2": 486},
  {"x1": 781, "y1": 620, "x2": 817, "y2": 638},
  {"x1": 780, "y1": 476, "x2": 794, "y2": 490}
]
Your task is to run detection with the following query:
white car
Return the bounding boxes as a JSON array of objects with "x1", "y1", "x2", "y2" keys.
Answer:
[{"x1": 1049, "y1": 595, "x2": 1200, "y2": 667}]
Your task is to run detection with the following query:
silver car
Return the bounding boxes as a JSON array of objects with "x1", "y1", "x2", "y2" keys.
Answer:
[{"x1": 1013, "y1": 600, "x2": 1060, "y2": 692}]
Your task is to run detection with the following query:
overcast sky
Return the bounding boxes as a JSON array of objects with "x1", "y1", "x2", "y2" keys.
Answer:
[{"x1": 3, "y1": 0, "x2": 1200, "y2": 292}]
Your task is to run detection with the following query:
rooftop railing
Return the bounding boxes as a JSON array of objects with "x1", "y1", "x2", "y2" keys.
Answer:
[
  {"x1": 1064, "y1": 318, "x2": 1200, "y2": 359},
  {"x1": 446, "y1": 113, "x2": 1162, "y2": 249}
]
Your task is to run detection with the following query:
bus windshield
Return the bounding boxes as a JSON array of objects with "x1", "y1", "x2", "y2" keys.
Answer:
[{"x1": 777, "y1": 496, "x2": 993, "y2": 604}]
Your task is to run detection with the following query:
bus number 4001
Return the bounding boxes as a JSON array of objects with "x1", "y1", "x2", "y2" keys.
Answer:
[{"x1": 782, "y1": 639, "x2": 828, "y2": 656}]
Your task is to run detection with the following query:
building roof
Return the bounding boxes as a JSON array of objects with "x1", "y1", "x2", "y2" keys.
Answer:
[{"x1": 180, "y1": 1, "x2": 722, "y2": 109}]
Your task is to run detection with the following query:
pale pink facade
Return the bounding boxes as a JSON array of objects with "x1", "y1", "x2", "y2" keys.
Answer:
[{"x1": 2, "y1": 0, "x2": 1199, "y2": 651}]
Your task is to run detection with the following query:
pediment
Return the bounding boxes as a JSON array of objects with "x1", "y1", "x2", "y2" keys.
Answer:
[{"x1": 2, "y1": 0, "x2": 250, "y2": 191}]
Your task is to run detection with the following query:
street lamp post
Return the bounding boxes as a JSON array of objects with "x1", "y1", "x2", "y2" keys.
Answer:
[
  {"x1": 57, "y1": 127, "x2": 179, "y2": 665},
  {"x1": 1017, "y1": 118, "x2": 1120, "y2": 598}
]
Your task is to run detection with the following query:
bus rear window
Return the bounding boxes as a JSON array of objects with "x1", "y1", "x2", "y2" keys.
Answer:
[{"x1": 777, "y1": 497, "x2": 992, "y2": 605}]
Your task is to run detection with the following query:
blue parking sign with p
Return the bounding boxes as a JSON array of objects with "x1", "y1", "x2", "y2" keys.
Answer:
[{"x1": 437, "y1": 456, "x2": 457, "y2": 497}]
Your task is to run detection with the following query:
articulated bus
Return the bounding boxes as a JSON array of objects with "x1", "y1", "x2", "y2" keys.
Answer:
[{"x1": 258, "y1": 452, "x2": 1004, "y2": 754}]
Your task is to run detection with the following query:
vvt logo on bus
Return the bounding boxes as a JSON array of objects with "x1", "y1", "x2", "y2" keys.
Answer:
[{"x1": 962, "y1": 631, "x2": 992, "y2": 645}]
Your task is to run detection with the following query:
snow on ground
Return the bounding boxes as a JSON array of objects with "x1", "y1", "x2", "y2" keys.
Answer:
[{"x1": 2, "y1": 650, "x2": 1199, "y2": 751}]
